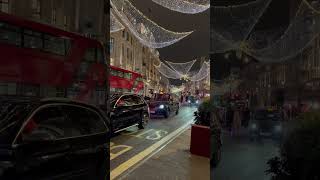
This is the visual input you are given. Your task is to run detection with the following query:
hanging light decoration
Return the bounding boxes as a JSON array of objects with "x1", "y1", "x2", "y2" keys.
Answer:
[
  {"x1": 111, "y1": 0, "x2": 193, "y2": 49},
  {"x1": 211, "y1": 0, "x2": 272, "y2": 53},
  {"x1": 243, "y1": 0, "x2": 320, "y2": 62},
  {"x1": 224, "y1": 53, "x2": 230, "y2": 59},
  {"x1": 155, "y1": 62, "x2": 182, "y2": 79},
  {"x1": 236, "y1": 50, "x2": 242, "y2": 59},
  {"x1": 110, "y1": 10, "x2": 125, "y2": 33},
  {"x1": 165, "y1": 59, "x2": 197, "y2": 77},
  {"x1": 151, "y1": 0, "x2": 209, "y2": 14},
  {"x1": 189, "y1": 61, "x2": 210, "y2": 81}
]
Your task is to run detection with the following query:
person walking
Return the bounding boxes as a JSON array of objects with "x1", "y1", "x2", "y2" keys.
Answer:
[{"x1": 232, "y1": 107, "x2": 242, "y2": 137}]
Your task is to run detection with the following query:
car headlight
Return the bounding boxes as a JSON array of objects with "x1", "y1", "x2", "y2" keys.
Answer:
[
  {"x1": 251, "y1": 123, "x2": 257, "y2": 129},
  {"x1": 159, "y1": 104, "x2": 165, "y2": 109},
  {"x1": 188, "y1": 100, "x2": 191, "y2": 103},
  {"x1": 196, "y1": 100, "x2": 199, "y2": 104}
]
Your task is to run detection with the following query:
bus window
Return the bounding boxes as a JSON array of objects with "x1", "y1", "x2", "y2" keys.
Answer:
[
  {"x1": 43, "y1": 34, "x2": 66, "y2": 56},
  {"x1": 0, "y1": 21, "x2": 21, "y2": 46},
  {"x1": 97, "y1": 47, "x2": 104, "y2": 63},
  {"x1": 124, "y1": 72, "x2": 132, "y2": 79},
  {"x1": 117, "y1": 71, "x2": 124, "y2": 78},
  {"x1": 111, "y1": 69, "x2": 117, "y2": 76},
  {"x1": 23, "y1": 29, "x2": 43, "y2": 49},
  {"x1": 84, "y1": 48, "x2": 96, "y2": 62}
]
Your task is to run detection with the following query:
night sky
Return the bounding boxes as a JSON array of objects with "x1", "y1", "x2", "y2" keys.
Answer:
[
  {"x1": 131, "y1": 0, "x2": 210, "y2": 63},
  {"x1": 210, "y1": 0, "x2": 291, "y2": 81},
  {"x1": 129, "y1": 0, "x2": 292, "y2": 83}
]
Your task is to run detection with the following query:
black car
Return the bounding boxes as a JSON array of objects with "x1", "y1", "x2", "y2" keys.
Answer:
[
  {"x1": 110, "y1": 94, "x2": 148, "y2": 133},
  {"x1": 249, "y1": 109, "x2": 283, "y2": 140},
  {"x1": 148, "y1": 93, "x2": 179, "y2": 118},
  {"x1": 187, "y1": 96, "x2": 200, "y2": 106},
  {"x1": 0, "y1": 97, "x2": 109, "y2": 180}
]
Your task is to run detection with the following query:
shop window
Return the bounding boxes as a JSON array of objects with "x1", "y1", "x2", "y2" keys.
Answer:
[
  {"x1": 0, "y1": 0, "x2": 9, "y2": 13},
  {"x1": 0, "y1": 21, "x2": 21, "y2": 46}
]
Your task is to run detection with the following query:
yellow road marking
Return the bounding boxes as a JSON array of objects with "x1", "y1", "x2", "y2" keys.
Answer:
[
  {"x1": 110, "y1": 143, "x2": 133, "y2": 160},
  {"x1": 110, "y1": 121, "x2": 193, "y2": 180}
]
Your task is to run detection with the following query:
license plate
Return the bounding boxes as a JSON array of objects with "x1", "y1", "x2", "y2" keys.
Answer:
[{"x1": 150, "y1": 111, "x2": 155, "y2": 113}]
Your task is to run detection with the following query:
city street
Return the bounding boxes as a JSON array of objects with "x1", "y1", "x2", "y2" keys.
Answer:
[
  {"x1": 212, "y1": 129, "x2": 279, "y2": 180},
  {"x1": 110, "y1": 106, "x2": 197, "y2": 179}
]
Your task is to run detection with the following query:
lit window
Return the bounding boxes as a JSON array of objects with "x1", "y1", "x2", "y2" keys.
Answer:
[
  {"x1": 127, "y1": 48, "x2": 129, "y2": 59},
  {"x1": 52, "y1": 9, "x2": 56, "y2": 24},
  {"x1": 32, "y1": 0, "x2": 41, "y2": 19},
  {"x1": 0, "y1": 0, "x2": 9, "y2": 13},
  {"x1": 110, "y1": 38, "x2": 114, "y2": 53},
  {"x1": 122, "y1": 44, "x2": 125, "y2": 57},
  {"x1": 63, "y1": 16, "x2": 68, "y2": 30}
]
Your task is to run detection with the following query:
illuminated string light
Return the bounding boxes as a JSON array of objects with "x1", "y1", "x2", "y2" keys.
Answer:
[
  {"x1": 151, "y1": 0, "x2": 209, "y2": 14},
  {"x1": 111, "y1": 0, "x2": 193, "y2": 49},
  {"x1": 301, "y1": 0, "x2": 320, "y2": 14},
  {"x1": 110, "y1": 10, "x2": 125, "y2": 33},
  {"x1": 243, "y1": 0, "x2": 320, "y2": 62},
  {"x1": 165, "y1": 59, "x2": 196, "y2": 76},
  {"x1": 211, "y1": 0, "x2": 272, "y2": 53},
  {"x1": 155, "y1": 62, "x2": 181, "y2": 79},
  {"x1": 189, "y1": 61, "x2": 210, "y2": 82}
]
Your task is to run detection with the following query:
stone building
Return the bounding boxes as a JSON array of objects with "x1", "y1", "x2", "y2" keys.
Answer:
[
  {"x1": 0, "y1": 0, "x2": 108, "y2": 43},
  {"x1": 110, "y1": 21, "x2": 167, "y2": 96}
]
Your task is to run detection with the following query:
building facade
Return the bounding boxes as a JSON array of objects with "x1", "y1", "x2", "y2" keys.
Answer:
[
  {"x1": 110, "y1": 22, "x2": 168, "y2": 96},
  {"x1": 0, "y1": 0, "x2": 108, "y2": 43}
]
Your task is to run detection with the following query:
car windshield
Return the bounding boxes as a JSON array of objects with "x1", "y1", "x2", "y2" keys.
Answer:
[
  {"x1": 110, "y1": 95, "x2": 121, "y2": 107},
  {"x1": 153, "y1": 94, "x2": 170, "y2": 101},
  {"x1": 254, "y1": 110, "x2": 281, "y2": 121},
  {"x1": 0, "y1": 100, "x2": 34, "y2": 144}
]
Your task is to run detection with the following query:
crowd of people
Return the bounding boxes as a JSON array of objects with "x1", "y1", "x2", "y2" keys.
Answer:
[{"x1": 215, "y1": 102, "x2": 310, "y2": 137}]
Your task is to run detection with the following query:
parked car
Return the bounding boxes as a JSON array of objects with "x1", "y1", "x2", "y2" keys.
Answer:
[
  {"x1": 0, "y1": 97, "x2": 109, "y2": 180},
  {"x1": 249, "y1": 109, "x2": 283, "y2": 140},
  {"x1": 148, "y1": 93, "x2": 179, "y2": 118},
  {"x1": 110, "y1": 94, "x2": 148, "y2": 133}
]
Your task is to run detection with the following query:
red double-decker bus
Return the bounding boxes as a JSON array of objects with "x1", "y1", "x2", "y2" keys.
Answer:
[
  {"x1": 0, "y1": 12, "x2": 108, "y2": 105},
  {"x1": 110, "y1": 65, "x2": 144, "y2": 95}
]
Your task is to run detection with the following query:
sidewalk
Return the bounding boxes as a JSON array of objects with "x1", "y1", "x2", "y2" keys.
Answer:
[{"x1": 120, "y1": 127, "x2": 210, "y2": 180}]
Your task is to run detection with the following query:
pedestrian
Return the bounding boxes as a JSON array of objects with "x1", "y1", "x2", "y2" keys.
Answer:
[
  {"x1": 232, "y1": 107, "x2": 242, "y2": 137},
  {"x1": 226, "y1": 106, "x2": 233, "y2": 132}
]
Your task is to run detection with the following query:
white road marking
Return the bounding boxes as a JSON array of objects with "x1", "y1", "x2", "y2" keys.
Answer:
[{"x1": 110, "y1": 120, "x2": 193, "y2": 180}]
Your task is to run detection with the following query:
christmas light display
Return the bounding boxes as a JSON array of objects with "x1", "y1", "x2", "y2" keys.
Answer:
[
  {"x1": 302, "y1": 0, "x2": 320, "y2": 14},
  {"x1": 111, "y1": 0, "x2": 193, "y2": 49},
  {"x1": 189, "y1": 61, "x2": 210, "y2": 81},
  {"x1": 155, "y1": 62, "x2": 182, "y2": 79},
  {"x1": 211, "y1": 0, "x2": 272, "y2": 53},
  {"x1": 243, "y1": 0, "x2": 320, "y2": 62},
  {"x1": 151, "y1": 0, "x2": 209, "y2": 14},
  {"x1": 165, "y1": 59, "x2": 196, "y2": 76},
  {"x1": 110, "y1": 10, "x2": 125, "y2": 33}
]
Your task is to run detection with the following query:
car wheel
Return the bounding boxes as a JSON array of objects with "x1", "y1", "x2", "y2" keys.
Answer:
[
  {"x1": 143, "y1": 112, "x2": 149, "y2": 125},
  {"x1": 138, "y1": 114, "x2": 145, "y2": 129},
  {"x1": 94, "y1": 153, "x2": 108, "y2": 180},
  {"x1": 164, "y1": 110, "x2": 169, "y2": 118}
]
